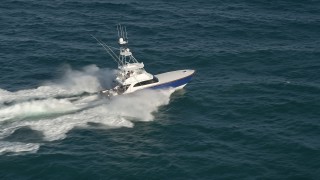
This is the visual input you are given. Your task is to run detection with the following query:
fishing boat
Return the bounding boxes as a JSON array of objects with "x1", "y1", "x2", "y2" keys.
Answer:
[{"x1": 93, "y1": 25, "x2": 195, "y2": 97}]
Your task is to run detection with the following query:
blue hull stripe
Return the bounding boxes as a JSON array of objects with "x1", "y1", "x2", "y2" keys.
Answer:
[{"x1": 150, "y1": 74, "x2": 194, "y2": 89}]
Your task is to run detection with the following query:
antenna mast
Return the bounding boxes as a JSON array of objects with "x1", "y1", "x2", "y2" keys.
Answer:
[
  {"x1": 92, "y1": 25, "x2": 140, "y2": 68},
  {"x1": 117, "y1": 24, "x2": 138, "y2": 66}
]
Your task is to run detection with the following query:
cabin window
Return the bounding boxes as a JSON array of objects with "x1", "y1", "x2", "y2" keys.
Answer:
[{"x1": 134, "y1": 77, "x2": 159, "y2": 87}]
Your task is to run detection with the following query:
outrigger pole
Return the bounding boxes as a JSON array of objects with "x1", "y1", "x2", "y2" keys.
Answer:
[{"x1": 90, "y1": 34, "x2": 123, "y2": 66}]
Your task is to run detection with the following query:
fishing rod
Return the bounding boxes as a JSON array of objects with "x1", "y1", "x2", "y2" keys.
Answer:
[{"x1": 90, "y1": 34, "x2": 121, "y2": 66}]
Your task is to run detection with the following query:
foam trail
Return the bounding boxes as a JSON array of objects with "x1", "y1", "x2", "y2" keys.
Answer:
[
  {"x1": 0, "y1": 98, "x2": 80, "y2": 122},
  {"x1": 0, "y1": 65, "x2": 175, "y2": 154},
  {"x1": 0, "y1": 141, "x2": 40, "y2": 155},
  {"x1": 8, "y1": 89, "x2": 172, "y2": 141},
  {"x1": 0, "y1": 65, "x2": 116, "y2": 104}
]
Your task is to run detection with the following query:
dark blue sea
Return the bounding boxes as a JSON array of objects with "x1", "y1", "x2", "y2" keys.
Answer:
[{"x1": 1, "y1": 0, "x2": 320, "y2": 179}]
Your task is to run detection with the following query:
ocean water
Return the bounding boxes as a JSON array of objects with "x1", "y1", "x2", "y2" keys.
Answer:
[{"x1": 0, "y1": 0, "x2": 320, "y2": 179}]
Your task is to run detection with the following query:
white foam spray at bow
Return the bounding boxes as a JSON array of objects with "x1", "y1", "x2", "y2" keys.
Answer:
[{"x1": 0, "y1": 65, "x2": 174, "y2": 155}]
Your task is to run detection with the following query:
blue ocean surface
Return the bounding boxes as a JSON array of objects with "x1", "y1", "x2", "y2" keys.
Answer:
[{"x1": 0, "y1": 0, "x2": 320, "y2": 179}]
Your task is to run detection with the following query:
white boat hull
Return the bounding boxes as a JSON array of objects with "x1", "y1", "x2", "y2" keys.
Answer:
[{"x1": 101, "y1": 69, "x2": 195, "y2": 97}]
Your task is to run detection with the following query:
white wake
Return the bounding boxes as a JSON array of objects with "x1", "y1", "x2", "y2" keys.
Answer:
[{"x1": 0, "y1": 65, "x2": 173, "y2": 155}]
